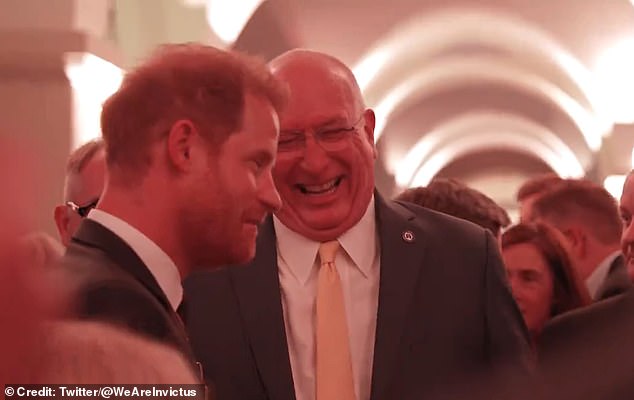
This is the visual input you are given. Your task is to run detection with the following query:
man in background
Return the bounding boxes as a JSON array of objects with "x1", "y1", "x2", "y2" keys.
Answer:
[
  {"x1": 516, "y1": 173, "x2": 563, "y2": 222},
  {"x1": 527, "y1": 179, "x2": 630, "y2": 301},
  {"x1": 53, "y1": 139, "x2": 105, "y2": 247}
]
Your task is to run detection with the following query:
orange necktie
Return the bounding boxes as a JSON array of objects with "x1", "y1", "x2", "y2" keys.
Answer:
[{"x1": 316, "y1": 241, "x2": 356, "y2": 400}]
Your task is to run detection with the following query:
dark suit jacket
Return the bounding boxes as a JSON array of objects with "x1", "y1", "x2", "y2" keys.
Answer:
[
  {"x1": 595, "y1": 254, "x2": 631, "y2": 301},
  {"x1": 539, "y1": 289, "x2": 634, "y2": 400},
  {"x1": 58, "y1": 219, "x2": 195, "y2": 364},
  {"x1": 184, "y1": 194, "x2": 532, "y2": 400}
]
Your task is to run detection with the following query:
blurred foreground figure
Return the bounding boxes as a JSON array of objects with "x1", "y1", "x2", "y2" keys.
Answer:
[
  {"x1": 539, "y1": 289, "x2": 634, "y2": 399},
  {"x1": 29, "y1": 321, "x2": 199, "y2": 385},
  {"x1": 20, "y1": 231, "x2": 64, "y2": 268},
  {"x1": 0, "y1": 139, "x2": 64, "y2": 384}
]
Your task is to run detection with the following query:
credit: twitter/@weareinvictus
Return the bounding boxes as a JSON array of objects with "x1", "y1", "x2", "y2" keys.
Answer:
[{"x1": 4, "y1": 385, "x2": 206, "y2": 399}]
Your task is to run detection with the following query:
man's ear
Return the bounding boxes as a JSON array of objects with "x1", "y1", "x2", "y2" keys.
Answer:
[
  {"x1": 562, "y1": 226, "x2": 587, "y2": 257},
  {"x1": 167, "y1": 120, "x2": 198, "y2": 172},
  {"x1": 363, "y1": 109, "x2": 377, "y2": 159},
  {"x1": 53, "y1": 205, "x2": 70, "y2": 247}
]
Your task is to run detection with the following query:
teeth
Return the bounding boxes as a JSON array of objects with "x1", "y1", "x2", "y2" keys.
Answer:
[{"x1": 300, "y1": 178, "x2": 340, "y2": 194}]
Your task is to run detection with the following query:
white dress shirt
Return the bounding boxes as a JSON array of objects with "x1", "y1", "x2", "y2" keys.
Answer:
[
  {"x1": 273, "y1": 197, "x2": 380, "y2": 400},
  {"x1": 586, "y1": 250, "x2": 621, "y2": 300},
  {"x1": 88, "y1": 209, "x2": 183, "y2": 311}
]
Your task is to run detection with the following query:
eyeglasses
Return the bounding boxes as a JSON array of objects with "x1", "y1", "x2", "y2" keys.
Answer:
[
  {"x1": 66, "y1": 198, "x2": 99, "y2": 218},
  {"x1": 278, "y1": 114, "x2": 364, "y2": 154}
]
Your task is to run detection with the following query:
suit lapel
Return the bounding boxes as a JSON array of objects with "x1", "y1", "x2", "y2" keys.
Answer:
[
  {"x1": 72, "y1": 219, "x2": 174, "y2": 311},
  {"x1": 72, "y1": 219, "x2": 196, "y2": 364},
  {"x1": 231, "y1": 217, "x2": 296, "y2": 400},
  {"x1": 370, "y1": 195, "x2": 428, "y2": 400}
]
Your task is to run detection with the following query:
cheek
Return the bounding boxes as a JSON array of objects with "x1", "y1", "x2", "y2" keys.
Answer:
[
  {"x1": 273, "y1": 160, "x2": 293, "y2": 186},
  {"x1": 529, "y1": 281, "x2": 554, "y2": 315}
]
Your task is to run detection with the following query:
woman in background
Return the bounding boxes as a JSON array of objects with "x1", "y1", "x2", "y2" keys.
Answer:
[{"x1": 501, "y1": 222, "x2": 590, "y2": 343}]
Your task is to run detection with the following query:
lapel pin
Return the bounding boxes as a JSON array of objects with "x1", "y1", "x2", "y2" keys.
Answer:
[{"x1": 402, "y1": 230, "x2": 415, "y2": 243}]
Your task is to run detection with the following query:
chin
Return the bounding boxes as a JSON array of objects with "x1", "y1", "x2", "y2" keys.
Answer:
[{"x1": 301, "y1": 209, "x2": 349, "y2": 229}]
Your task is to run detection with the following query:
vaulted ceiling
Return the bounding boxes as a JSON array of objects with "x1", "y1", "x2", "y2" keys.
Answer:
[{"x1": 115, "y1": 0, "x2": 634, "y2": 209}]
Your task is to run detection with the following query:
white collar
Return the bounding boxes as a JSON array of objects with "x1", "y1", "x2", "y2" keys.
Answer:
[
  {"x1": 87, "y1": 209, "x2": 183, "y2": 311},
  {"x1": 273, "y1": 196, "x2": 378, "y2": 285},
  {"x1": 586, "y1": 250, "x2": 621, "y2": 300}
]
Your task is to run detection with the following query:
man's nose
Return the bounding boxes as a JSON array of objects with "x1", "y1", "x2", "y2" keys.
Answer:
[
  {"x1": 299, "y1": 133, "x2": 330, "y2": 174},
  {"x1": 260, "y1": 171, "x2": 282, "y2": 212}
]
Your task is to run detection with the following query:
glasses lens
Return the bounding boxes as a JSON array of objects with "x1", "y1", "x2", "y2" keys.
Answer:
[{"x1": 77, "y1": 200, "x2": 98, "y2": 217}]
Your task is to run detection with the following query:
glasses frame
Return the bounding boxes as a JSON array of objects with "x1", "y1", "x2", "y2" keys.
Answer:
[
  {"x1": 66, "y1": 198, "x2": 99, "y2": 218},
  {"x1": 277, "y1": 113, "x2": 365, "y2": 154}
]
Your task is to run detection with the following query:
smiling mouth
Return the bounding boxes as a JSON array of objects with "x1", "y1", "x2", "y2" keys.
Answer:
[{"x1": 296, "y1": 176, "x2": 343, "y2": 195}]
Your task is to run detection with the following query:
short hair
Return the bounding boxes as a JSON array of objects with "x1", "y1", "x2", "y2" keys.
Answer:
[
  {"x1": 502, "y1": 222, "x2": 591, "y2": 317},
  {"x1": 395, "y1": 178, "x2": 511, "y2": 236},
  {"x1": 65, "y1": 139, "x2": 104, "y2": 175},
  {"x1": 529, "y1": 179, "x2": 622, "y2": 245},
  {"x1": 101, "y1": 43, "x2": 287, "y2": 182},
  {"x1": 516, "y1": 173, "x2": 563, "y2": 202}
]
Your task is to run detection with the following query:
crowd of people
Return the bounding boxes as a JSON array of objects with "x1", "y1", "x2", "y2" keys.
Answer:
[{"x1": 3, "y1": 42, "x2": 634, "y2": 400}]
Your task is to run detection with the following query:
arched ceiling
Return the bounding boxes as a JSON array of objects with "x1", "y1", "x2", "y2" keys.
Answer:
[{"x1": 119, "y1": 0, "x2": 634, "y2": 203}]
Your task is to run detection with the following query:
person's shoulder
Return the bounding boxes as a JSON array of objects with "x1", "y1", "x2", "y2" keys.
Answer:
[
  {"x1": 391, "y1": 199, "x2": 488, "y2": 240},
  {"x1": 57, "y1": 241, "x2": 134, "y2": 287},
  {"x1": 58, "y1": 248, "x2": 174, "y2": 338},
  {"x1": 56, "y1": 241, "x2": 159, "y2": 316},
  {"x1": 543, "y1": 289, "x2": 634, "y2": 342}
]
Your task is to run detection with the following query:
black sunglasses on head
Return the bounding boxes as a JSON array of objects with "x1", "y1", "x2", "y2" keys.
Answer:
[{"x1": 66, "y1": 199, "x2": 99, "y2": 218}]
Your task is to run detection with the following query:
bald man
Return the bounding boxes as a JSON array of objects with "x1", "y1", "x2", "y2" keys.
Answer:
[{"x1": 185, "y1": 49, "x2": 532, "y2": 400}]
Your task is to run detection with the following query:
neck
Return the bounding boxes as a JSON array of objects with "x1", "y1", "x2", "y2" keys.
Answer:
[
  {"x1": 580, "y1": 243, "x2": 620, "y2": 280},
  {"x1": 98, "y1": 186, "x2": 189, "y2": 279}
]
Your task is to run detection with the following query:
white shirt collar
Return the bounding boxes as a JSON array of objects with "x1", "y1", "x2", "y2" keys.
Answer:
[
  {"x1": 87, "y1": 209, "x2": 183, "y2": 311},
  {"x1": 273, "y1": 196, "x2": 378, "y2": 285},
  {"x1": 586, "y1": 250, "x2": 621, "y2": 300}
]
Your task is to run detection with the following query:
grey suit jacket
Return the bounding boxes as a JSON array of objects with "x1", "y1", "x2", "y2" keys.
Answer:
[
  {"x1": 595, "y1": 254, "x2": 631, "y2": 301},
  {"x1": 59, "y1": 219, "x2": 196, "y2": 364},
  {"x1": 184, "y1": 194, "x2": 532, "y2": 400}
]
